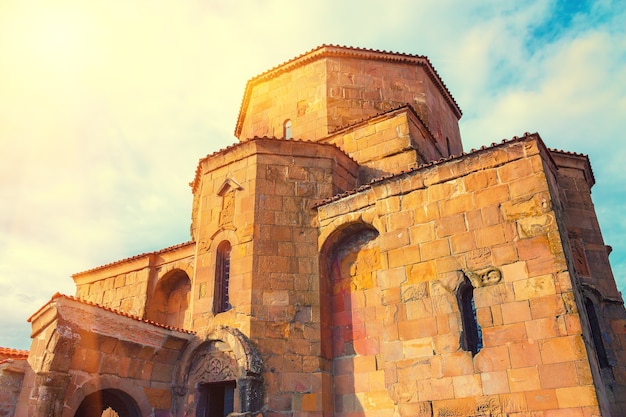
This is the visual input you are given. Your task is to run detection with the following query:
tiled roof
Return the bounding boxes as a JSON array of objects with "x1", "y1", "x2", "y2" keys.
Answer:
[
  {"x1": 73, "y1": 240, "x2": 195, "y2": 276},
  {"x1": 235, "y1": 44, "x2": 462, "y2": 137},
  {"x1": 190, "y1": 136, "x2": 356, "y2": 193},
  {"x1": 313, "y1": 132, "x2": 545, "y2": 208},
  {"x1": 0, "y1": 347, "x2": 29, "y2": 360},
  {"x1": 28, "y1": 293, "x2": 196, "y2": 335}
]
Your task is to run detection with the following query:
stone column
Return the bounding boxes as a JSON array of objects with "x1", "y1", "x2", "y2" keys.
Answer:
[
  {"x1": 237, "y1": 375, "x2": 263, "y2": 414},
  {"x1": 31, "y1": 371, "x2": 70, "y2": 417}
]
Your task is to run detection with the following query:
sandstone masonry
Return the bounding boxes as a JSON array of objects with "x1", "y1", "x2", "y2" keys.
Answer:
[{"x1": 1, "y1": 45, "x2": 625, "y2": 417}]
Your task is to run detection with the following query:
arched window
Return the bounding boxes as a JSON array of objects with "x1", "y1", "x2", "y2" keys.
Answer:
[
  {"x1": 283, "y1": 119, "x2": 292, "y2": 139},
  {"x1": 584, "y1": 297, "x2": 609, "y2": 369},
  {"x1": 214, "y1": 241, "x2": 232, "y2": 314},
  {"x1": 457, "y1": 278, "x2": 482, "y2": 355}
]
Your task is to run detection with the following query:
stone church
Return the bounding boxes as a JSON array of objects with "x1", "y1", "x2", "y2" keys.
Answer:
[{"x1": 1, "y1": 45, "x2": 625, "y2": 417}]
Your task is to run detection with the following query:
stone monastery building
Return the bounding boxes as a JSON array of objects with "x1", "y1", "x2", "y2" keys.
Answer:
[{"x1": 2, "y1": 45, "x2": 626, "y2": 417}]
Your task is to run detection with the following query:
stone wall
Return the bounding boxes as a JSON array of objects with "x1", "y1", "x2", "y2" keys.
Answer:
[
  {"x1": 236, "y1": 47, "x2": 462, "y2": 159},
  {"x1": 72, "y1": 243, "x2": 195, "y2": 320},
  {"x1": 315, "y1": 135, "x2": 603, "y2": 417},
  {"x1": 192, "y1": 137, "x2": 358, "y2": 415},
  {"x1": 549, "y1": 151, "x2": 626, "y2": 416}
]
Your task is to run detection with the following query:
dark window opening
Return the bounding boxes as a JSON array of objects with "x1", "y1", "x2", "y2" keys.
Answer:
[
  {"x1": 585, "y1": 297, "x2": 609, "y2": 369},
  {"x1": 196, "y1": 381, "x2": 236, "y2": 417},
  {"x1": 458, "y1": 279, "x2": 482, "y2": 355},
  {"x1": 214, "y1": 241, "x2": 232, "y2": 314}
]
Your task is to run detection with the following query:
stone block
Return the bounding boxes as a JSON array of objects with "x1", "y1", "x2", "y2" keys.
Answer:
[
  {"x1": 501, "y1": 192, "x2": 551, "y2": 221},
  {"x1": 513, "y1": 275, "x2": 557, "y2": 301},
  {"x1": 481, "y1": 370, "x2": 510, "y2": 395},
  {"x1": 525, "y1": 317, "x2": 560, "y2": 340},
  {"x1": 398, "y1": 317, "x2": 437, "y2": 340},
  {"x1": 474, "y1": 184, "x2": 510, "y2": 208},
  {"x1": 482, "y1": 322, "x2": 527, "y2": 347},
  {"x1": 452, "y1": 374, "x2": 482, "y2": 398},
  {"x1": 508, "y1": 366, "x2": 541, "y2": 392},
  {"x1": 144, "y1": 387, "x2": 171, "y2": 409},
  {"x1": 363, "y1": 390, "x2": 395, "y2": 410},
  {"x1": 439, "y1": 194, "x2": 474, "y2": 217},
  {"x1": 431, "y1": 397, "x2": 476, "y2": 416},
  {"x1": 501, "y1": 300, "x2": 532, "y2": 324},
  {"x1": 387, "y1": 245, "x2": 420, "y2": 269},
  {"x1": 539, "y1": 335, "x2": 586, "y2": 364},
  {"x1": 420, "y1": 239, "x2": 451, "y2": 261},
  {"x1": 538, "y1": 362, "x2": 578, "y2": 389},
  {"x1": 407, "y1": 261, "x2": 436, "y2": 284},
  {"x1": 474, "y1": 345, "x2": 511, "y2": 372},
  {"x1": 492, "y1": 243, "x2": 519, "y2": 265},
  {"x1": 464, "y1": 169, "x2": 498, "y2": 192},
  {"x1": 402, "y1": 337, "x2": 435, "y2": 359},
  {"x1": 555, "y1": 385, "x2": 598, "y2": 408},
  {"x1": 500, "y1": 392, "x2": 528, "y2": 414},
  {"x1": 508, "y1": 173, "x2": 549, "y2": 199},
  {"x1": 450, "y1": 231, "x2": 476, "y2": 254},
  {"x1": 524, "y1": 388, "x2": 558, "y2": 411},
  {"x1": 509, "y1": 341, "x2": 542, "y2": 368},
  {"x1": 417, "y1": 377, "x2": 454, "y2": 401},
  {"x1": 436, "y1": 214, "x2": 467, "y2": 237}
]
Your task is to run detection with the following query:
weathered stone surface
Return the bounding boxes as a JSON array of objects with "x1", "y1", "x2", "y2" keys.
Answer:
[{"x1": 7, "y1": 46, "x2": 625, "y2": 417}]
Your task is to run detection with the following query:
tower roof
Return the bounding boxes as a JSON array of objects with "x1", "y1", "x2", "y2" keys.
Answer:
[{"x1": 234, "y1": 45, "x2": 462, "y2": 137}]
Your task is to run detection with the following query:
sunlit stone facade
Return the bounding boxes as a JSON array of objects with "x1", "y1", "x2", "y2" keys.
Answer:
[{"x1": 2, "y1": 45, "x2": 625, "y2": 417}]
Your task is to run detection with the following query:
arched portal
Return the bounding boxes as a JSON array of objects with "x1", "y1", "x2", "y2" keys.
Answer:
[
  {"x1": 74, "y1": 389, "x2": 140, "y2": 417},
  {"x1": 172, "y1": 327, "x2": 263, "y2": 417}
]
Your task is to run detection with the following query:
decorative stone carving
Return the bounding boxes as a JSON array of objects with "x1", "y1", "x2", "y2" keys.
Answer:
[
  {"x1": 217, "y1": 178, "x2": 243, "y2": 230},
  {"x1": 190, "y1": 350, "x2": 237, "y2": 385},
  {"x1": 465, "y1": 267, "x2": 502, "y2": 288}
]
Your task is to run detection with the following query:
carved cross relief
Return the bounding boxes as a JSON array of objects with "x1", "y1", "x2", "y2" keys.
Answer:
[{"x1": 217, "y1": 178, "x2": 242, "y2": 230}]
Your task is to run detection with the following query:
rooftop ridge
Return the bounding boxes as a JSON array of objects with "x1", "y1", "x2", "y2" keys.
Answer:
[
  {"x1": 235, "y1": 44, "x2": 462, "y2": 137},
  {"x1": 0, "y1": 347, "x2": 29, "y2": 360},
  {"x1": 190, "y1": 136, "x2": 356, "y2": 193},
  {"x1": 28, "y1": 293, "x2": 196, "y2": 335},
  {"x1": 72, "y1": 240, "x2": 194, "y2": 277},
  {"x1": 313, "y1": 132, "x2": 540, "y2": 208}
]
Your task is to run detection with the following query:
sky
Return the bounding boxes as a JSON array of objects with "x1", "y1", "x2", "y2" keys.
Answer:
[{"x1": 1, "y1": 0, "x2": 624, "y2": 350}]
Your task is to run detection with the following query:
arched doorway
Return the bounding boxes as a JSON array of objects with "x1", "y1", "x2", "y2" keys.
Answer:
[{"x1": 74, "y1": 389, "x2": 140, "y2": 417}]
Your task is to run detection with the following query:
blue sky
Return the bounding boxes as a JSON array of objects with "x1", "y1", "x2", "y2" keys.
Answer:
[{"x1": 1, "y1": 0, "x2": 624, "y2": 349}]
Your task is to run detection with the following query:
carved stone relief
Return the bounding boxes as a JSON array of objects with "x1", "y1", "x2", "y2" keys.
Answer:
[{"x1": 465, "y1": 267, "x2": 502, "y2": 288}]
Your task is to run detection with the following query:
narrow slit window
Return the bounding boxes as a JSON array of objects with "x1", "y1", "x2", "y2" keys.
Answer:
[
  {"x1": 214, "y1": 241, "x2": 232, "y2": 314},
  {"x1": 585, "y1": 297, "x2": 609, "y2": 369},
  {"x1": 458, "y1": 279, "x2": 482, "y2": 355}
]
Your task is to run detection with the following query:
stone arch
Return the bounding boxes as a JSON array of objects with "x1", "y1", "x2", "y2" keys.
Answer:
[
  {"x1": 74, "y1": 389, "x2": 140, "y2": 417},
  {"x1": 146, "y1": 268, "x2": 192, "y2": 328},
  {"x1": 317, "y1": 210, "x2": 382, "y2": 249},
  {"x1": 319, "y1": 221, "x2": 381, "y2": 360},
  {"x1": 62, "y1": 375, "x2": 151, "y2": 417},
  {"x1": 319, "y1": 221, "x2": 382, "y2": 415},
  {"x1": 172, "y1": 326, "x2": 263, "y2": 416}
]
